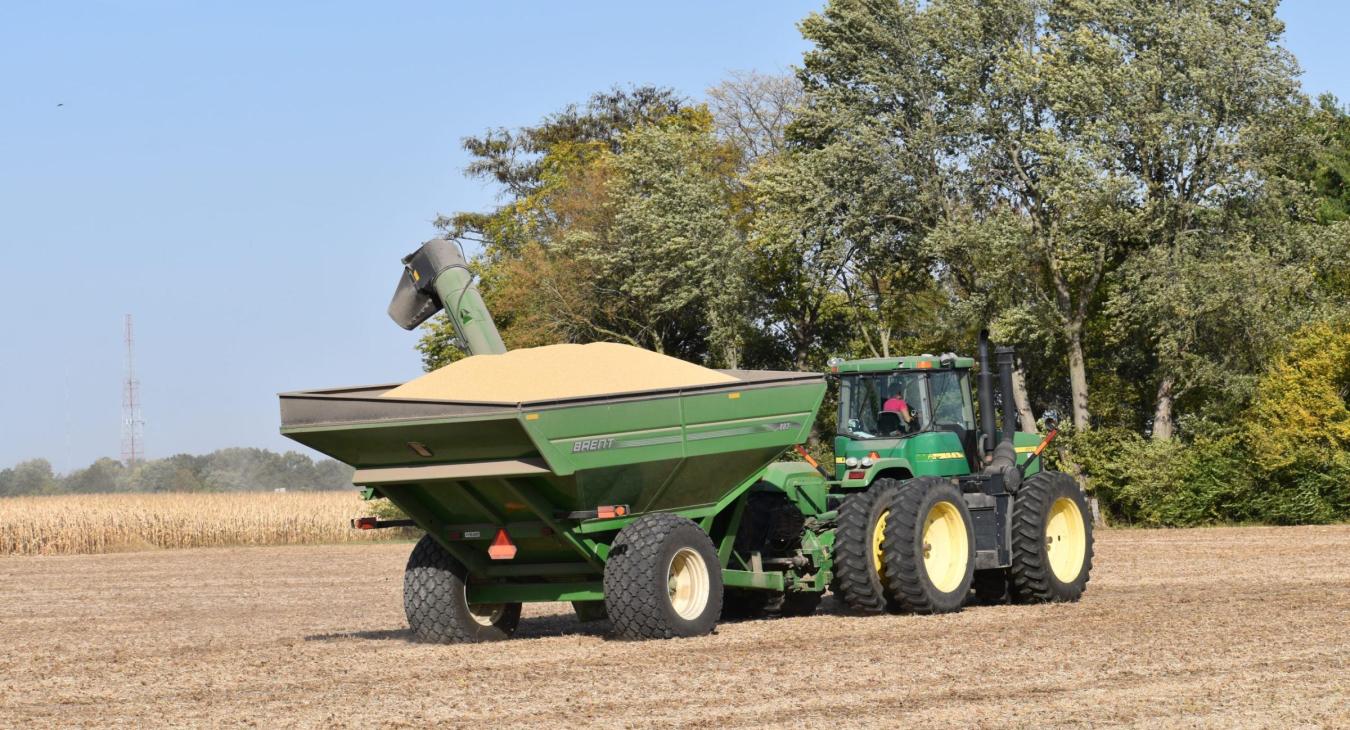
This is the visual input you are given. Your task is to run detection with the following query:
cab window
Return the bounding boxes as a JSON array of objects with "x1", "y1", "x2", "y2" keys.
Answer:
[
  {"x1": 929, "y1": 371, "x2": 975, "y2": 430},
  {"x1": 838, "y1": 373, "x2": 930, "y2": 438}
]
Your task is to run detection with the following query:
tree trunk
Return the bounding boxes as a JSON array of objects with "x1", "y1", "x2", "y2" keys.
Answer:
[
  {"x1": 1067, "y1": 325, "x2": 1091, "y2": 431},
  {"x1": 1012, "y1": 366, "x2": 1037, "y2": 433},
  {"x1": 1151, "y1": 376, "x2": 1176, "y2": 440}
]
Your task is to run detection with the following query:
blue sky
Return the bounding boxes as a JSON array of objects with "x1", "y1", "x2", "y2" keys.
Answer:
[{"x1": 1, "y1": 1, "x2": 1345, "y2": 472}]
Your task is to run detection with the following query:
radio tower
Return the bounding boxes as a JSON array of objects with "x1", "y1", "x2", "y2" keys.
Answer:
[{"x1": 121, "y1": 314, "x2": 144, "y2": 467}]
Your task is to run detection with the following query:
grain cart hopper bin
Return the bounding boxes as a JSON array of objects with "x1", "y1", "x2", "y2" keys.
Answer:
[{"x1": 280, "y1": 238, "x2": 827, "y2": 641}]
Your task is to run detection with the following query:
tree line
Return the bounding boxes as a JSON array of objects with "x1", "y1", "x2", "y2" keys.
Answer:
[
  {"x1": 0, "y1": 449, "x2": 355, "y2": 496},
  {"x1": 419, "y1": 0, "x2": 1347, "y2": 525}
]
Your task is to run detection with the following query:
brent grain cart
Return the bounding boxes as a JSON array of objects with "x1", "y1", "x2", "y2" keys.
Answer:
[{"x1": 279, "y1": 238, "x2": 1094, "y2": 642}]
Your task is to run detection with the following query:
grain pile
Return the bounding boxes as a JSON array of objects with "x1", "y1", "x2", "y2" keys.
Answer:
[{"x1": 380, "y1": 342, "x2": 737, "y2": 402}]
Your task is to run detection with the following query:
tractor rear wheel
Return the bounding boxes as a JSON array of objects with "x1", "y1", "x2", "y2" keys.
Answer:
[
  {"x1": 1009, "y1": 471, "x2": 1093, "y2": 603},
  {"x1": 604, "y1": 513, "x2": 723, "y2": 640},
  {"x1": 881, "y1": 477, "x2": 975, "y2": 614},
  {"x1": 833, "y1": 478, "x2": 904, "y2": 613},
  {"x1": 404, "y1": 534, "x2": 521, "y2": 643}
]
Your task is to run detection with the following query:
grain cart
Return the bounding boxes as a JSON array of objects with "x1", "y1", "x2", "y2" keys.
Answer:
[{"x1": 279, "y1": 238, "x2": 1093, "y2": 642}]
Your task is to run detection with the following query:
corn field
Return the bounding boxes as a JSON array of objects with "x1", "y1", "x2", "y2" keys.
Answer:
[{"x1": 0, "y1": 492, "x2": 414, "y2": 556}]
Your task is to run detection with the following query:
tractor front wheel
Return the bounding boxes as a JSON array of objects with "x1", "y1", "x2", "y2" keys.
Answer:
[
  {"x1": 404, "y1": 534, "x2": 521, "y2": 643},
  {"x1": 881, "y1": 477, "x2": 975, "y2": 614},
  {"x1": 832, "y1": 478, "x2": 904, "y2": 613},
  {"x1": 1009, "y1": 471, "x2": 1094, "y2": 603},
  {"x1": 604, "y1": 513, "x2": 723, "y2": 640}
]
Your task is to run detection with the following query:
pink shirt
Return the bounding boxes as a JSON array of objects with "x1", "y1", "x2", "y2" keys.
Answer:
[{"x1": 882, "y1": 397, "x2": 908, "y2": 413}]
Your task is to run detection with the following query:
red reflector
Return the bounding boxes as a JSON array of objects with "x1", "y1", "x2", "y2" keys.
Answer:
[
  {"x1": 848, "y1": 470, "x2": 866, "y2": 479},
  {"x1": 487, "y1": 529, "x2": 517, "y2": 560},
  {"x1": 868, "y1": 452, "x2": 880, "y2": 460},
  {"x1": 596, "y1": 504, "x2": 629, "y2": 519},
  {"x1": 353, "y1": 517, "x2": 377, "y2": 530}
]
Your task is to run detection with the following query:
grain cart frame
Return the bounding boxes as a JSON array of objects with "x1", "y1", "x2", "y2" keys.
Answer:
[{"x1": 279, "y1": 238, "x2": 1093, "y2": 642}]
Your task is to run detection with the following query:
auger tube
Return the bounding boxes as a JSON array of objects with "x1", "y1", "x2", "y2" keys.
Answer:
[{"x1": 387, "y1": 237, "x2": 506, "y2": 356}]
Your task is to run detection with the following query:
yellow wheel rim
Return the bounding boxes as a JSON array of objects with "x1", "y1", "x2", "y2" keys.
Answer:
[
  {"x1": 667, "y1": 547, "x2": 710, "y2": 620},
  {"x1": 921, "y1": 501, "x2": 968, "y2": 593},
  {"x1": 872, "y1": 509, "x2": 890, "y2": 575},
  {"x1": 1046, "y1": 497, "x2": 1087, "y2": 583}
]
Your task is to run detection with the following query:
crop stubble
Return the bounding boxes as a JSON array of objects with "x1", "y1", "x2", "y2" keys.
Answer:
[{"x1": 0, "y1": 526, "x2": 1346, "y2": 728}]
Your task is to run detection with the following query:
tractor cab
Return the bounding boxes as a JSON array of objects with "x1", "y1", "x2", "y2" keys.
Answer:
[{"x1": 829, "y1": 354, "x2": 986, "y2": 482}]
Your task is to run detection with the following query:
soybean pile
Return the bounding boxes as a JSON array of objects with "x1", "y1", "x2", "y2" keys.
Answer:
[{"x1": 381, "y1": 342, "x2": 738, "y2": 403}]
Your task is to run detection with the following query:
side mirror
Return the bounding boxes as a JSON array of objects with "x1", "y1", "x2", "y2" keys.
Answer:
[{"x1": 1041, "y1": 409, "x2": 1060, "y2": 430}]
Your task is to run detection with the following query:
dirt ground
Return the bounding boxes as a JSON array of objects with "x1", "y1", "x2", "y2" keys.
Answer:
[{"x1": 2, "y1": 526, "x2": 1347, "y2": 728}]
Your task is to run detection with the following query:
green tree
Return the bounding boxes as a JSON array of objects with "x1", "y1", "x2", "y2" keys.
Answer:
[{"x1": 1302, "y1": 94, "x2": 1350, "y2": 224}]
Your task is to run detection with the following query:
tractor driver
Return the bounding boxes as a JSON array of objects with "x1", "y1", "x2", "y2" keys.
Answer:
[{"x1": 882, "y1": 390, "x2": 913, "y2": 431}]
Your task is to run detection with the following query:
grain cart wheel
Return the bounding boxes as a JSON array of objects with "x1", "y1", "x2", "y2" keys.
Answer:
[
  {"x1": 882, "y1": 477, "x2": 975, "y2": 614},
  {"x1": 1009, "y1": 471, "x2": 1093, "y2": 603},
  {"x1": 604, "y1": 513, "x2": 723, "y2": 640},
  {"x1": 404, "y1": 534, "x2": 521, "y2": 643},
  {"x1": 833, "y1": 478, "x2": 904, "y2": 613}
]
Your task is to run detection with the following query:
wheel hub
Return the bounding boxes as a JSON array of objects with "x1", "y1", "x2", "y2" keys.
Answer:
[
  {"x1": 1045, "y1": 497, "x2": 1087, "y2": 582},
  {"x1": 921, "y1": 501, "x2": 968, "y2": 593},
  {"x1": 667, "y1": 547, "x2": 710, "y2": 620}
]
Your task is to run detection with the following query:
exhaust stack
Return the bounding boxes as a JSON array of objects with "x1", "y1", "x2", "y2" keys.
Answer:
[
  {"x1": 387, "y1": 238, "x2": 507, "y2": 356},
  {"x1": 977, "y1": 330, "x2": 997, "y2": 458},
  {"x1": 996, "y1": 345, "x2": 1019, "y2": 442}
]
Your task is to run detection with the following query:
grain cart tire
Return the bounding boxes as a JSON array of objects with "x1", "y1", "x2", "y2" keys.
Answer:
[
  {"x1": 1009, "y1": 471, "x2": 1093, "y2": 603},
  {"x1": 881, "y1": 477, "x2": 975, "y2": 614},
  {"x1": 604, "y1": 513, "x2": 723, "y2": 640},
  {"x1": 572, "y1": 601, "x2": 608, "y2": 623},
  {"x1": 833, "y1": 478, "x2": 905, "y2": 613},
  {"x1": 970, "y1": 569, "x2": 1009, "y2": 605},
  {"x1": 404, "y1": 534, "x2": 521, "y2": 643}
]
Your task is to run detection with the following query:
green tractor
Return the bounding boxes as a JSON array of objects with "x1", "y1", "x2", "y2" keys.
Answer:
[
  {"x1": 815, "y1": 340, "x2": 1093, "y2": 614},
  {"x1": 281, "y1": 238, "x2": 1093, "y2": 641}
]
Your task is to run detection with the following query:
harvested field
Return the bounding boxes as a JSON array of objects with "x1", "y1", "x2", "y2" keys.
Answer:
[
  {"x1": 0, "y1": 492, "x2": 399, "y2": 556},
  {"x1": 1, "y1": 526, "x2": 1346, "y2": 728}
]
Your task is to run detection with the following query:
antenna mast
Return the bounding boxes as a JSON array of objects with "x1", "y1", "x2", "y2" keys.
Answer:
[{"x1": 121, "y1": 314, "x2": 144, "y2": 467}]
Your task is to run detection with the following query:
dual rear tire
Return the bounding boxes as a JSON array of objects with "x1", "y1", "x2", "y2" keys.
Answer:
[{"x1": 834, "y1": 477, "x2": 974, "y2": 614}]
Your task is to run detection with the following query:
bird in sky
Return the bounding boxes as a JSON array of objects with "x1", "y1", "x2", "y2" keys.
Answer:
[{"x1": 56, "y1": 103, "x2": 64, "y2": 107}]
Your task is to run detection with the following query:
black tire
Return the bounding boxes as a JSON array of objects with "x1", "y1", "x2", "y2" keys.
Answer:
[
  {"x1": 572, "y1": 601, "x2": 608, "y2": 623},
  {"x1": 604, "y1": 513, "x2": 723, "y2": 640},
  {"x1": 1009, "y1": 471, "x2": 1094, "y2": 603},
  {"x1": 404, "y1": 534, "x2": 521, "y2": 643},
  {"x1": 970, "y1": 569, "x2": 1009, "y2": 605},
  {"x1": 833, "y1": 478, "x2": 904, "y2": 613},
  {"x1": 882, "y1": 477, "x2": 976, "y2": 614}
]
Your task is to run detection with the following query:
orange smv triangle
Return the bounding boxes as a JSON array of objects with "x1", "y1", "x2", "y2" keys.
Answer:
[{"x1": 487, "y1": 528, "x2": 517, "y2": 560}]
